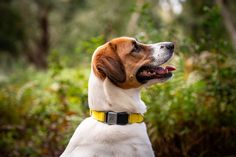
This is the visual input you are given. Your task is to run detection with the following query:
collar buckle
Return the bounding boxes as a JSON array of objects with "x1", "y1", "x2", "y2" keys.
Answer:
[
  {"x1": 106, "y1": 112, "x2": 118, "y2": 125},
  {"x1": 90, "y1": 109, "x2": 143, "y2": 125}
]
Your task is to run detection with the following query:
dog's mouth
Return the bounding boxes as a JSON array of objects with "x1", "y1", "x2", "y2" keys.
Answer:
[{"x1": 136, "y1": 65, "x2": 176, "y2": 83}]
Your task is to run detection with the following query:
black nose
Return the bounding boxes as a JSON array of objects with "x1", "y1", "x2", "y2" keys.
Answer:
[{"x1": 166, "y1": 43, "x2": 174, "y2": 50}]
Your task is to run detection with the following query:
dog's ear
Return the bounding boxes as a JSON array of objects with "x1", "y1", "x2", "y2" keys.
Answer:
[{"x1": 93, "y1": 42, "x2": 126, "y2": 85}]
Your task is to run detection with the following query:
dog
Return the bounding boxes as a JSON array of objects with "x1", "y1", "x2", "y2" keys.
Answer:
[{"x1": 60, "y1": 37, "x2": 175, "y2": 157}]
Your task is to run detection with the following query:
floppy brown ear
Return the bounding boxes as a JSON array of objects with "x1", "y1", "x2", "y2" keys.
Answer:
[{"x1": 93, "y1": 43, "x2": 126, "y2": 85}]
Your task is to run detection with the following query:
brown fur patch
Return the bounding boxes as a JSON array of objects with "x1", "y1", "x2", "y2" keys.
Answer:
[
  {"x1": 92, "y1": 37, "x2": 154, "y2": 89},
  {"x1": 93, "y1": 42, "x2": 126, "y2": 85}
]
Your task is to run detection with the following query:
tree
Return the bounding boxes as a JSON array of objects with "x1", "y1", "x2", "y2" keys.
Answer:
[
  {"x1": 26, "y1": 1, "x2": 51, "y2": 69},
  {"x1": 216, "y1": 0, "x2": 236, "y2": 50}
]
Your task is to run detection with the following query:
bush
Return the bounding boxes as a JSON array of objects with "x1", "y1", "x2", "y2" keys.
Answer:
[{"x1": 0, "y1": 64, "x2": 89, "y2": 157}]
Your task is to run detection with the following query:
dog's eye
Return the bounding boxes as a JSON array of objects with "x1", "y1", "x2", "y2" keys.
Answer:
[{"x1": 131, "y1": 41, "x2": 141, "y2": 53}]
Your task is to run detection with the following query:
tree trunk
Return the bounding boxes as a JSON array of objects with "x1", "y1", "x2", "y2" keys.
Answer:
[
  {"x1": 37, "y1": 7, "x2": 50, "y2": 69},
  {"x1": 216, "y1": 0, "x2": 236, "y2": 50},
  {"x1": 25, "y1": 7, "x2": 50, "y2": 69}
]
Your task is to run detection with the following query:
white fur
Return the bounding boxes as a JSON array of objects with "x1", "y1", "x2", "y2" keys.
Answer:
[
  {"x1": 89, "y1": 71, "x2": 147, "y2": 113},
  {"x1": 60, "y1": 70, "x2": 154, "y2": 157},
  {"x1": 60, "y1": 39, "x2": 174, "y2": 157},
  {"x1": 150, "y1": 42, "x2": 174, "y2": 66}
]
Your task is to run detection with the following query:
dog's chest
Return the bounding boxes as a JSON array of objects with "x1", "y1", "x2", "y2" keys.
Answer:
[
  {"x1": 62, "y1": 118, "x2": 154, "y2": 157},
  {"x1": 70, "y1": 142, "x2": 154, "y2": 157}
]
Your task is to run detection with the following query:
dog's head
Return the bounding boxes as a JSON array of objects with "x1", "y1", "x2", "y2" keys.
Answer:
[{"x1": 92, "y1": 37, "x2": 175, "y2": 89}]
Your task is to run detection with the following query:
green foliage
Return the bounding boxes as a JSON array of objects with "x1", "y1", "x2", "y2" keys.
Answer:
[
  {"x1": 142, "y1": 53, "x2": 236, "y2": 156},
  {"x1": 1, "y1": 0, "x2": 236, "y2": 157},
  {"x1": 143, "y1": 55, "x2": 205, "y2": 133},
  {"x1": 0, "y1": 65, "x2": 89, "y2": 157},
  {"x1": 75, "y1": 35, "x2": 105, "y2": 62}
]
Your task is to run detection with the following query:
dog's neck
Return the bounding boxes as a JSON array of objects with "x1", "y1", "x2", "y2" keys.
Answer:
[{"x1": 88, "y1": 70, "x2": 147, "y2": 114}]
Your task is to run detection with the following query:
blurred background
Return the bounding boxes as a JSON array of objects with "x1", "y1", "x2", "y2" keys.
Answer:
[{"x1": 1, "y1": 0, "x2": 236, "y2": 156}]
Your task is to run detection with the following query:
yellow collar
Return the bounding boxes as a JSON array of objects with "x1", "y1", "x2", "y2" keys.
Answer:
[{"x1": 90, "y1": 109, "x2": 144, "y2": 125}]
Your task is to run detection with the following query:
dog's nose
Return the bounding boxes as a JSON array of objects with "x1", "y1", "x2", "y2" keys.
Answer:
[{"x1": 165, "y1": 43, "x2": 174, "y2": 50}]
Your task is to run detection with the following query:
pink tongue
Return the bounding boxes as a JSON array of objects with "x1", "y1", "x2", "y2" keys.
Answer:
[
  {"x1": 156, "y1": 66, "x2": 176, "y2": 74},
  {"x1": 166, "y1": 65, "x2": 176, "y2": 72}
]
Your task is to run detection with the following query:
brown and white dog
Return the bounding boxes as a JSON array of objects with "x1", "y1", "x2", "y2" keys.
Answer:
[{"x1": 60, "y1": 37, "x2": 175, "y2": 157}]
